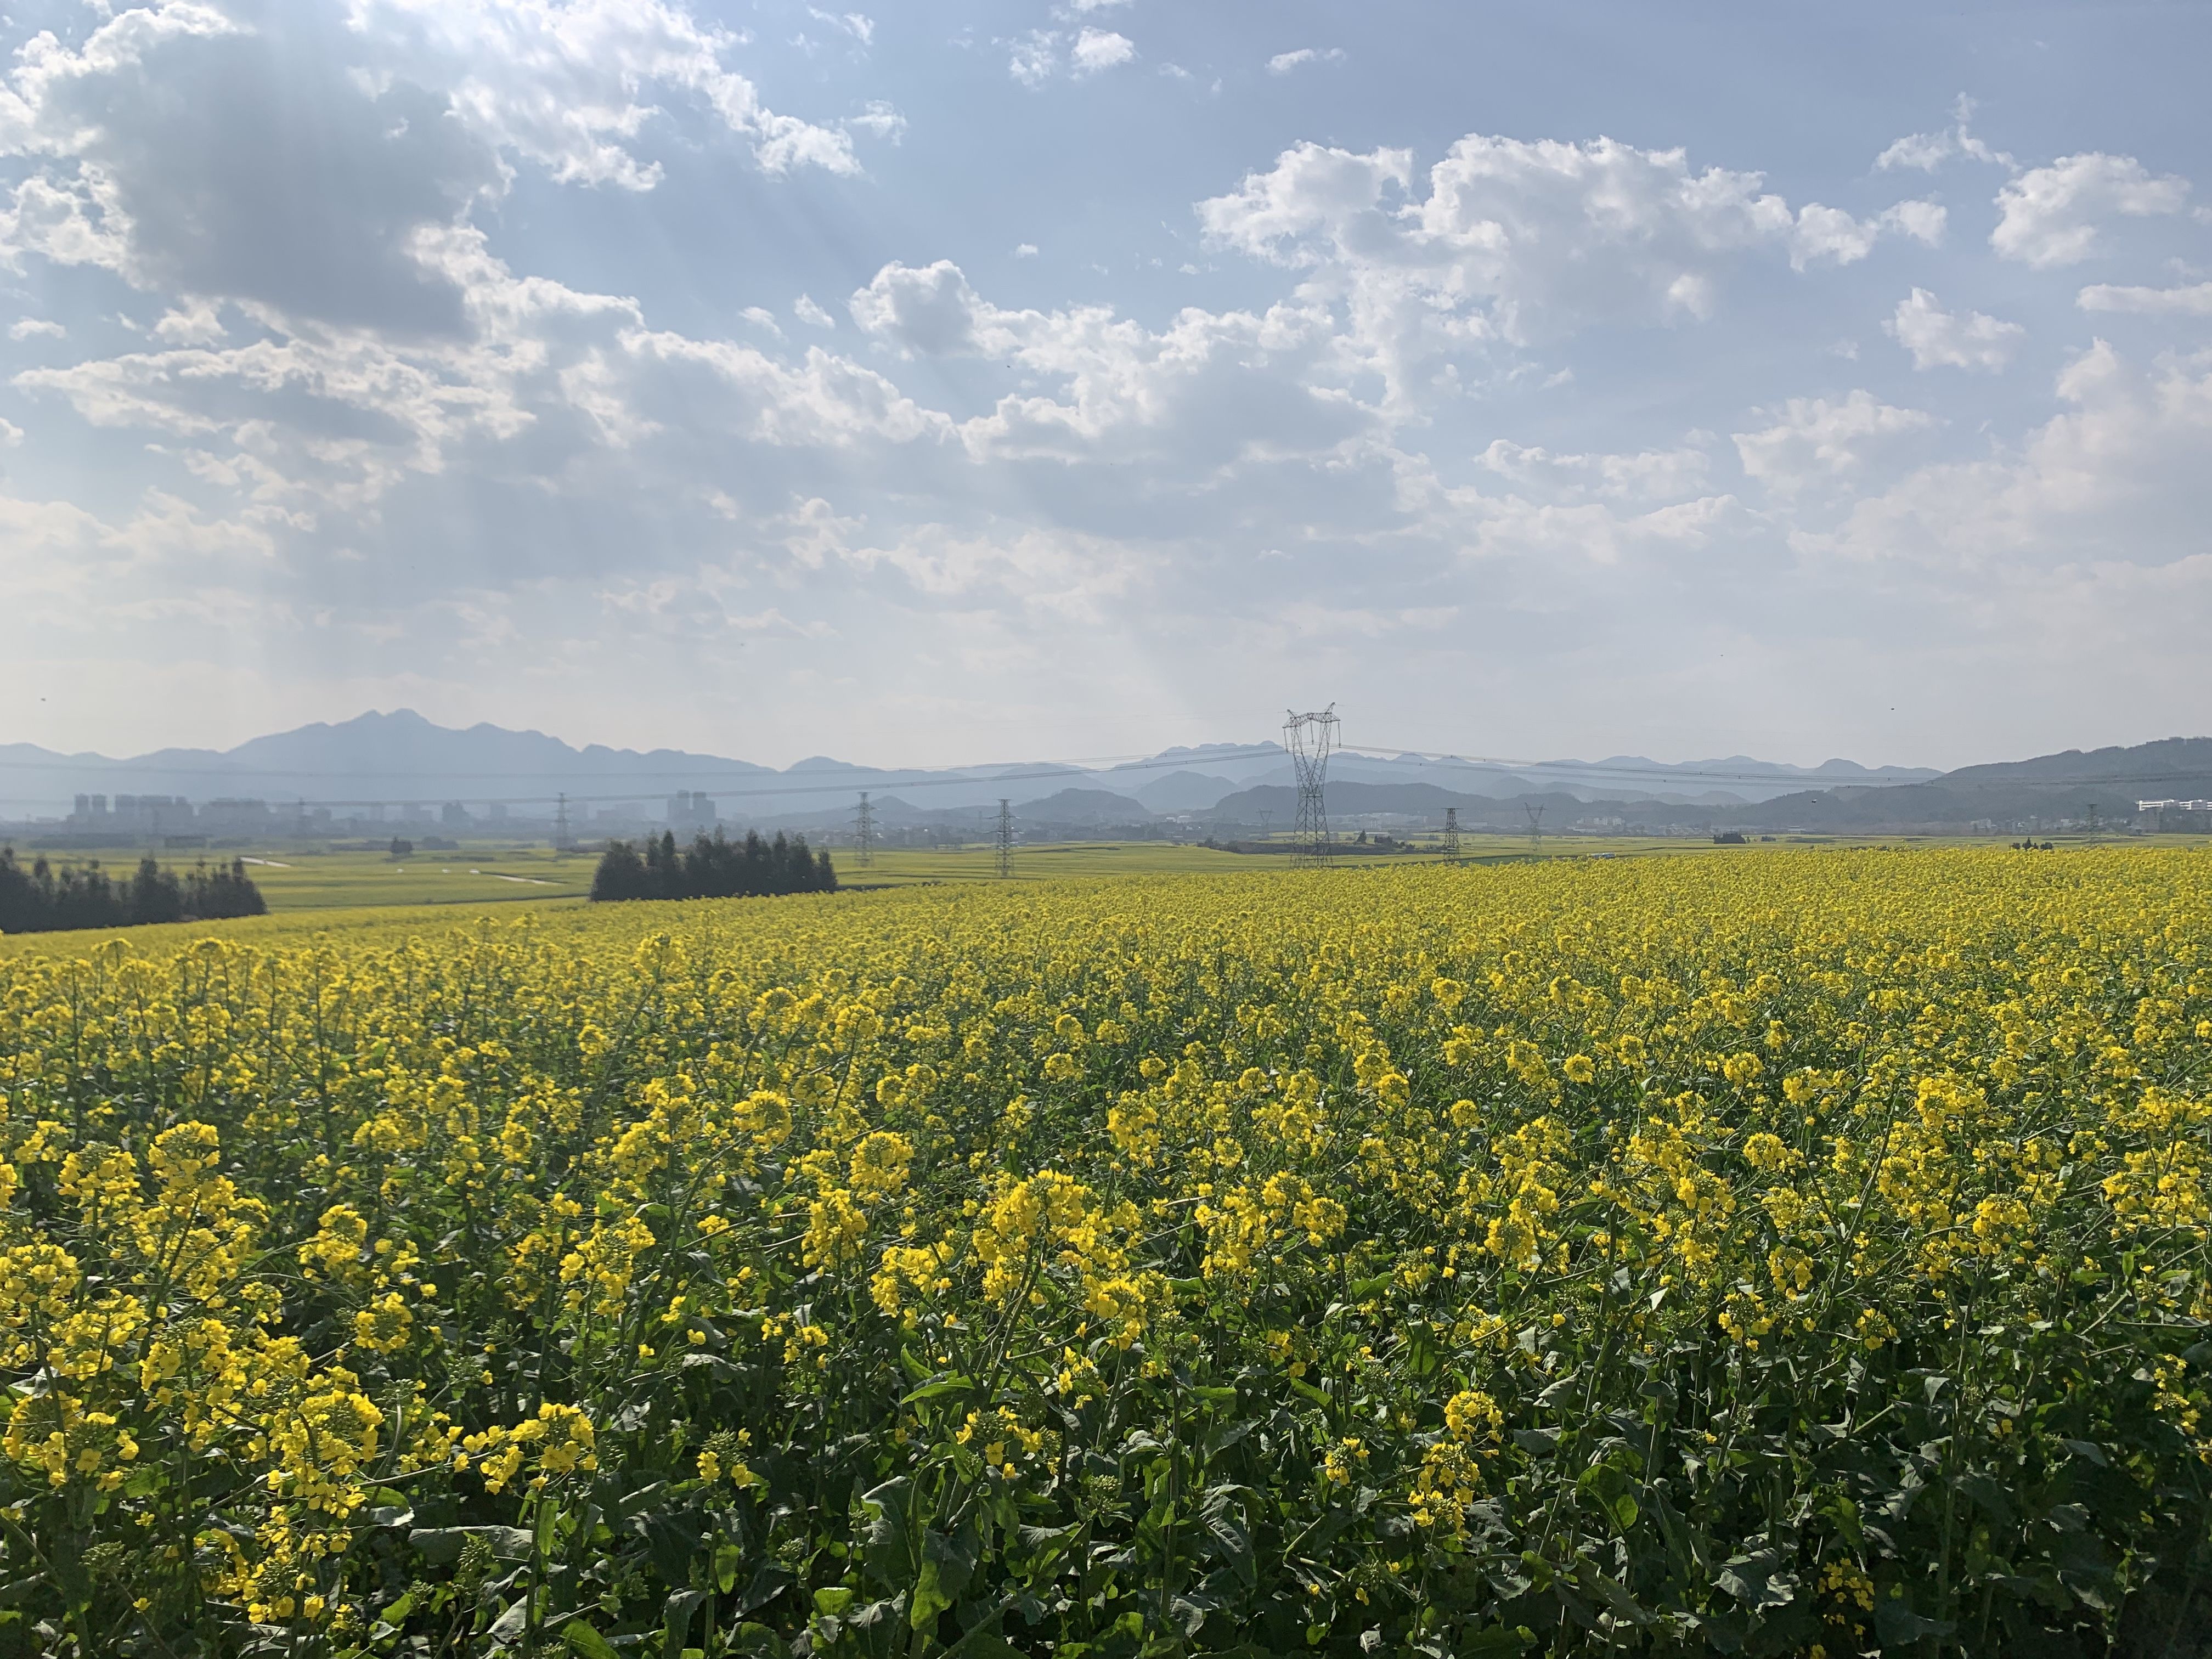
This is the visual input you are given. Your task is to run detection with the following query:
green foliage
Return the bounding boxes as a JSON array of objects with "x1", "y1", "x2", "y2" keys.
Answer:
[{"x1": 0, "y1": 847, "x2": 266, "y2": 934}]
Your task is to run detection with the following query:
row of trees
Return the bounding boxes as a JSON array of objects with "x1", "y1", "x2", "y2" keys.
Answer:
[
  {"x1": 591, "y1": 828, "x2": 836, "y2": 902},
  {"x1": 0, "y1": 850, "x2": 268, "y2": 934}
]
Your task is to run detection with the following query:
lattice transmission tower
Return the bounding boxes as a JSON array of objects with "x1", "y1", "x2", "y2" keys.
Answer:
[
  {"x1": 1442, "y1": 806, "x2": 1459, "y2": 860},
  {"x1": 1284, "y1": 706, "x2": 1340, "y2": 867},
  {"x1": 1523, "y1": 802, "x2": 1545, "y2": 860},
  {"x1": 995, "y1": 799, "x2": 1014, "y2": 878},
  {"x1": 852, "y1": 792, "x2": 875, "y2": 867}
]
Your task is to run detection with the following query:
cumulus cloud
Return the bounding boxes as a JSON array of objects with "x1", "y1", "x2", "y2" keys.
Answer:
[
  {"x1": 0, "y1": 0, "x2": 873, "y2": 343},
  {"x1": 1809, "y1": 343, "x2": 2212, "y2": 569},
  {"x1": 153, "y1": 298, "x2": 228, "y2": 346},
  {"x1": 351, "y1": 0, "x2": 867, "y2": 184},
  {"x1": 793, "y1": 295, "x2": 836, "y2": 328},
  {"x1": 1070, "y1": 29, "x2": 1136, "y2": 75},
  {"x1": 1991, "y1": 153, "x2": 2192, "y2": 268},
  {"x1": 1196, "y1": 133, "x2": 1943, "y2": 405},
  {"x1": 1884, "y1": 288, "x2": 2023, "y2": 372},
  {"x1": 1790, "y1": 201, "x2": 1944, "y2": 269},
  {"x1": 846, "y1": 258, "x2": 1361, "y2": 466},
  {"x1": 2078, "y1": 280, "x2": 2212, "y2": 316},
  {"x1": 1267, "y1": 48, "x2": 1344, "y2": 74},
  {"x1": 1733, "y1": 391, "x2": 1936, "y2": 490},
  {"x1": 1475, "y1": 439, "x2": 1712, "y2": 502},
  {"x1": 1875, "y1": 95, "x2": 2012, "y2": 172},
  {"x1": 1007, "y1": 25, "x2": 1135, "y2": 83},
  {"x1": 9, "y1": 318, "x2": 66, "y2": 341}
]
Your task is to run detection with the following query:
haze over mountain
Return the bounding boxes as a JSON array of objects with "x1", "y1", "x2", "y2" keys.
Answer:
[{"x1": 0, "y1": 709, "x2": 1949, "y2": 823}]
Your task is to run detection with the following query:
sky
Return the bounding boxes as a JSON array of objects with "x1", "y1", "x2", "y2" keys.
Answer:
[{"x1": 2, "y1": 0, "x2": 2209, "y2": 771}]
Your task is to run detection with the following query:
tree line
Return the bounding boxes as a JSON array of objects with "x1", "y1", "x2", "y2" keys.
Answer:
[
  {"x1": 0, "y1": 850, "x2": 268, "y2": 934},
  {"x1": 590, "y1": 828, "x2": 837, "y2": 903}
]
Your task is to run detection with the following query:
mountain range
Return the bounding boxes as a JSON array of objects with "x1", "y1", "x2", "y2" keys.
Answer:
[
  {"x1": 0, "y1": 709, "x2": 1940, "y2": 822},
  {"x1": 1, "y1": 710, "x2": 2203, "y2": 834}
]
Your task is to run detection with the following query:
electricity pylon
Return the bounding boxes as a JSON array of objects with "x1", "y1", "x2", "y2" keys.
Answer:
[
  {"x1": 554, "y1": 793, "x2": 572, "y2": 850},
  {"x1": 995, "y1": 799, "x2": 1014, "y2": 878},
  {"x1": 853, "y1": 792, "x2": 876, "y2": 867},
  {"x1": 1523, "y1": 802, "x2": 1545, "y2": 860},
  {"x1": 1443, "y1": 806, "x2": 1459, "y2": 860},
  {"x1": 1284, "y1": 706, "x2": 1339, "y2": 867}
]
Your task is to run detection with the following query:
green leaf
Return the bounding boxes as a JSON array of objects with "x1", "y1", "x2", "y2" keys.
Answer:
[
  {"x1": 664, "y1": 1589, "x2": 708, "y2": 1654},
  {"x1": 909, "y1": 1526, "x2": 979, "y2": 1632},
  {"x1": 714, "y1": 1543, "x2": 744, "y2": 1595},
  {"x1": 561, "y1": 1621, "x2": 619, "y2": 1659},
  {"x1": 900, "y1": 1374, "x2": 977, "y2": 1404},
  {"x1": 1199, "y1": 1485, "x2": 1256, "y2": 1592},
  {"x1": 1872, "y1": 1589, "x2": 1950, "y2": 1646},
  {"x1": 485, "y1": 1600, "x2": 529, "y2": 1647},
  {"x1": 1458, "y1": 1629, "x2": 1532, "y2": 1658},
  {"x1": 1714, "y1": 1551, "x2": 1797, "y2": 1610}
]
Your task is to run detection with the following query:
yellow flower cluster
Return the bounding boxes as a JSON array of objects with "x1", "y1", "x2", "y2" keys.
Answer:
[{"x1": 0, "y1": 847, "x2": 2207, "y2": 1652}]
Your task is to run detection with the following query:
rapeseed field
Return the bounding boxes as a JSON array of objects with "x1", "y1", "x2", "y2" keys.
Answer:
[{"x1": 2, "y1": 848, "x2": 2209, "y2": 1657}]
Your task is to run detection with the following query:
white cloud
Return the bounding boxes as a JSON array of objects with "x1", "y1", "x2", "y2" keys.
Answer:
[
  {"x1": 354, "y1": 0, "x2": 863, "y2": 184},
  {"x1": 9, "y1": 318, "x2": 66, "y2": 340},
  {"x1": 1733, "y1": 390, "x2": 1936, "y2": 490},
  {"x1": 1267, "y1": 48, "x2": 1343, "y2": 75},
  {"x1": 1197, "y1": 133, "x2": 1947, "y2": 409},
  {"x1": 1063, "y1": 0, "x2": 1132, "y2": 9},
  {"x1": 1991, "y1": 153, "x2": 2192, "y2": 268},
  {"x1": 739, "y1": 306, "x2": 785, "y2": 336},
  {"x1": 1014, "y1": 242, "x2": 1039, "y2": 258},
  {"x1": 847, "y1": 258, "x2": 1363, "y2": 469},
  {"x1": 0, "y1": 417, "x2": 21, "y2": 446},
  {"x1": 1809, "y1": 343, "x2": 2212, "y2": 569},
  {"x1": 806, "y1": 9, "x2": 874, "y2": 46},
  {"x1": 1009, "y1": 25, "x2": 1133, "y2": 83},
  {"x1": 153, "y1": 298, "x2": 227, "y2": 345},
  {"x1": 1788, "y1": 200, "x2": 1944, "y2": 269},
  {"x1": 1884, "y1": 287, "x2": 2023, "y2": 372},
  {"x1": 1007, "y1": 30, "x2": 1060, "y2": 86},
  {"x1": 793, "y1": 294, "x2": 836, "y2": 328},
  {"x1": 1475, "y1": 439, "x2": 1712, "y2": 501},
  {"x1": 850, "y1": 100, "x2": 906, "y2": 142},
  {"x1": 2078, "y1": 280, "x2": 2212, "y2": 316},
  {"x1": 1070, "y1": 29, "x2": 1136, "y2": 75},
  {"x1": 1876, "y1": 95, "x2": 2011, "y2": 172}
]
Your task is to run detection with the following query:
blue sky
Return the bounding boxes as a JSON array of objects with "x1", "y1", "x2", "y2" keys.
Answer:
[{"x1": 2, "y1": 0, "x2": 2209, "y2": 769}]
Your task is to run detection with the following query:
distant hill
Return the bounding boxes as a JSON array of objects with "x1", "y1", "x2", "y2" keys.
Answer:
[
  {"x1": 1133, "y1": 770, "x2": 1239, "y2": 812},
  {"x1": 1195, "y1": 737, "x2": 2212, "y2": 836},
  {"x1": 9, "y1": 706, "x2": 2165, "y2": 837},
  {"x1": 1014, "y1": 789, "x2": 1152, "y2": 826},
  {"x1": 1722, "y1": 739, "x2": 2212, "y2": 832},
  {"x1": 1207, "y1": 782, "x2": 1701, "y2": 829}
]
